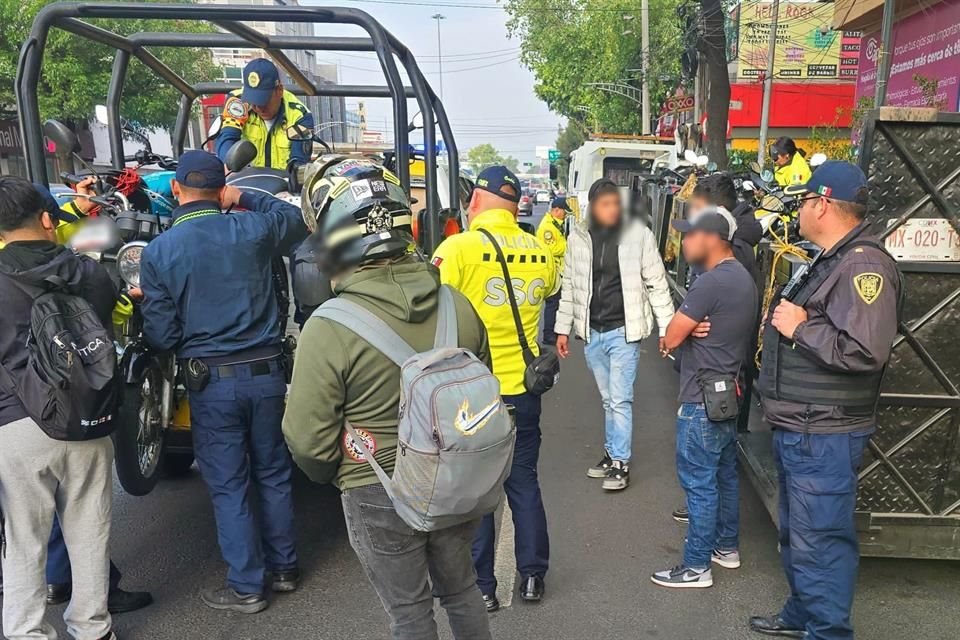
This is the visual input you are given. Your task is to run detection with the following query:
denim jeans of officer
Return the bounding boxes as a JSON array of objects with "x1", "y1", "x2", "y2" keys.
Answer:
[
  {"x1": 584, "y1": 326, "x2": 641, "y2": 463},
  {"x1": 472, "y1": 392, "x2": 550, "y2": 596},
  {"x1": 541, "y1": 292, "x2": 561, "y2": 346},
  {"x1": 342, "y1": 484, "x2": 491, "y2": 640},
  {"x1": 675, "y1": 403, "x2": 739, "y2": 569},
  {"x1": 47, "y1": 515, "x2": 122, "y2": 590},
  {"x1": 774, "y1": 429, "x2": 872, "y2": 640},
  {"x1": 189, "y1": 359, "x2": 298, "y2": 594}
]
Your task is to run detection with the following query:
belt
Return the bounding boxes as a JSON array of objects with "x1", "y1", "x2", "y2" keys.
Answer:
[{"x1": 215, "y1": 358, "x2": 280, "y2": 379}]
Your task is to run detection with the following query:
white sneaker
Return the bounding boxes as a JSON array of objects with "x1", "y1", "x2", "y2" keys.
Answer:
[
  {"x1": 650, "y1": 565, "x2": 713, "y2": 589},
  {"x1": 711, "y1": 548, "x2": 741, "y2": 569}
]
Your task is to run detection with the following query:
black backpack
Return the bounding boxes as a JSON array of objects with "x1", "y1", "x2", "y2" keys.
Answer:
[{"x1": 0, "y1": 275, "x2": 118, "y2": 441}]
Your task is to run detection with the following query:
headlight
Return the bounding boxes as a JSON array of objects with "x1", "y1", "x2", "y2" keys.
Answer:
[{"x1": 117, "y1": 241, "x2": 148, "y2": 288}]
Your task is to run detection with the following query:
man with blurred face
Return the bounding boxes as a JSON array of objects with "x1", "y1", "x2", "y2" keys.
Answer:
[{"x1": 652, "y1": 207, "x2": 757, "y2": 589}]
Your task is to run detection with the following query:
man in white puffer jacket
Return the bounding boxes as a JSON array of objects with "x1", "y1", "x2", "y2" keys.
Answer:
[{"x1": 555, "y1": 178, "x2": 674, "y2": 491}]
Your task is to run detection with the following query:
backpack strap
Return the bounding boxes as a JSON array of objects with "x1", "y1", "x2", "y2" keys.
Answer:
[
  {"x1": 434, "y1": 285, "x2": 459, "y2": 349},
  {"x1": 311, "y1": 298, "x2": 416, "y2": 366},
  {"x1": 343, "y1": 420, "x2": 396, "y2": 498}
]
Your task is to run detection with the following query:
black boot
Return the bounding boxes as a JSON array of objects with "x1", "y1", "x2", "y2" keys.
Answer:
[
  {"x1": 46, "y1": 583, "x2": 71, "y2": 605},
  {"x1": 749, "y1": 615, "x2": 807, "y2": 638},
  {"x1": 108, "y1": 588, "x2": 153, "y2": 614},
  {"x1": 519, "y1": 576, "x2": 544, "y2": 603}
]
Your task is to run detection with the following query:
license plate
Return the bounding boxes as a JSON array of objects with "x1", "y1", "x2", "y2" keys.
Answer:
[{"x1": 885, "y1": 218, "x2": 960, "y2": 261}]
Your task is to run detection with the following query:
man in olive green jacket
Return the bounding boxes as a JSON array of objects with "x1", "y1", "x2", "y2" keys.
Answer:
[{"x1": 283, "y1": 256, "x2": 492, "y2": 640}]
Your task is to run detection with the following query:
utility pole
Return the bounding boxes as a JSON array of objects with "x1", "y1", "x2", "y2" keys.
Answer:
[
  {"x1": 432, "y1": 13, "x2": 446, "y2": 100},
  {"x1": 756, "y1": 0, "x2": 781, "y2": 165},
  {"x1": 640, "y1": 0, "x2": 651, "y2": 134},
  {"x1": 874, "y1": 0, "x2": 896, "y2": 106}
]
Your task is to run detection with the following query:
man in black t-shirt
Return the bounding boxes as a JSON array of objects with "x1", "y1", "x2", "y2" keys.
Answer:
[{"x1": 651, "y1": 207, "x2": 758, "y2": 590}]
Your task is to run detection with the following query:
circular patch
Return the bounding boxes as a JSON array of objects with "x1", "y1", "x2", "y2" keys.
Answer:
[
  {"x1": 247, "y1": 71, "x2": 260, "y2": 88},
  {"x1": 365, "y1": 204, "x2": 394, "y2": 234},
  {"x1": 226, "y1": 98, "x2": 246, "y2": 118},
  {"x1": 343, "y1": 428, "x2": 376, "y2": 462},
  {"x1": 543, "y1": 230, "x2": 555, "y2": 244}
]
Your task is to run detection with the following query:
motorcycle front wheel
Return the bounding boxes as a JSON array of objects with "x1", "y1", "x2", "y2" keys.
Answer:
[{"x1": 114, "y1": 366, "x2": 166, "y2": 496}]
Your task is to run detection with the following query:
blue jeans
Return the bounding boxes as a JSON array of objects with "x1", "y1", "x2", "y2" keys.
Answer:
[
  {"x1": 189, "y1": 359, "x2": 298, "y2": 594},
  {"x1": 675, "y1": 403, "x2": 739, "y2": 569},
  {"x1": 472, "y1": 392, "x2": 549, "y2": 596},
  {"x1": 584, "y1": 326, "x2": 641, "y2": 463},
  {"x1": 775, "y1": 429, "x2": 871, "y2": 640}
]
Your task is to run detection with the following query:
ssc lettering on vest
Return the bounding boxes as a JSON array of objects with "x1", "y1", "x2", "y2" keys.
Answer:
[{"x1": 483, "y1": 277, "x2": 547, "y2": 306}]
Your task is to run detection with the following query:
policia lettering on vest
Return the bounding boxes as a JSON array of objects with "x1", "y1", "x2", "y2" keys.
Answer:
[{"x1": 750, "y1": 162, "x2": 901, "y2": 640}]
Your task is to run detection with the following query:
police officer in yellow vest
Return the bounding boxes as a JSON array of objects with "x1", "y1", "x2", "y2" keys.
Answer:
[
  {"x1": 537, "y1": 196, "x2": 570, "y2": 345},
  {"x1": 216, "y1": 58, "x2": 314, "y2": 171},
  {"x1": 771, "y1": 136, "x2": 812, "y2": 188},
  {"x1": 432, "y1": 165, "x2": 558, "y2": 610}
]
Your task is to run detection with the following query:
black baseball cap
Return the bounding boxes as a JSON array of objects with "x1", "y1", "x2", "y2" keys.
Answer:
[
  {"x1": 672, "y1": 206, "x2": 738, "y2": 242},
  {"x1": 783, "y1": 161, "x2": 869, "y2": 204},
  {"x1": 176, "y1": 151, "x2": 226, "y2": 190},
  {"x1": 550, "y1": 196, "x2": 571, "y2": 211},
  {"x1": 241, "y1": 58, "x2": 281, "y2": 108},
  {"x1": 474, "y1": 165, "x2": 521, "y2": 203}
]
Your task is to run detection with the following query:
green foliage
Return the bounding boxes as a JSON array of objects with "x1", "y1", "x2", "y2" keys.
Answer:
[
  {"x1": 464, "y1": 143, "x2": 509, "y2": 174},
  {"x1": 0, "y1": 0, "x2": 219, "y2": 127},
  {"x1": 502, "y1": 155, "x2": 521, "y2": 174},
  {"x1": 505, "y1": 0, "x2": 684, "y2": 134}
]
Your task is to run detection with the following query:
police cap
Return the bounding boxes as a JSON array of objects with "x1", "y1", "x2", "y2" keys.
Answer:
[
  {"x1": 474, "y1": 165, "x2": 521, "y2": 203},
  {"x1": 550, "y1": 196, "x2": 572, "y2": 211},
  {"x1": 784, "y1": 160, "x2": 869, "y2": 205},
  {"x1": 242, "y1": 58, "x2": 281, "y2": 108},
  {"x1": 176, "y1": 151, "x2": 226, "y2": 190}
]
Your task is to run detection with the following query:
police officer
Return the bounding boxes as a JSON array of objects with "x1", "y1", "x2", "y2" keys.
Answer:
[
  {"x1": 139, "y1": 151, "x2": 306, "y2": 614},
  {"x1": 432, "y1": 166, "x2": 558, "y2": 610},
  {"x1": 750, "y1": 162, "x2": 901, "y2": 639},
  {"x1": 771, "y1": 136, "x2": 812, "y2": 188},
  {"x1": 215, "y1": 58, "x2": 314, "y2": 171},
  {"x1": 537, "y1": 195, "x2": 570, "y2": 346}
]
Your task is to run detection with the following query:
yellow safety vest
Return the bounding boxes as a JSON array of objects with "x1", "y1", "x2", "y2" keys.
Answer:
[
  {"x1": 433, "y1": 209, "x2": 559, "y2": 395},
  {"x1": 775, "y1": 153, "x2": 812, "y2": 188},
  {"x1": 221, "y1": 89, "x2": 311, "y2": 170},
  {"x1": 536, "y1": 213, "x2": 567, "y2": 276}
]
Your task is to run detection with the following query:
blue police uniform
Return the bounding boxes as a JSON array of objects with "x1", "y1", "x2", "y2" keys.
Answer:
[
  {"x1": 756, "y1": 163, "x2": 901, "y2": 639},
  {"x1": 140, "y1": 152, "x2": 307, "y2": 596}
]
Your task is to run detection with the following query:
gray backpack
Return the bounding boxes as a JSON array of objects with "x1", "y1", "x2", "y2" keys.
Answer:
[{"x1": 313, "y1": 285, "x2": 516, "y2": 532}]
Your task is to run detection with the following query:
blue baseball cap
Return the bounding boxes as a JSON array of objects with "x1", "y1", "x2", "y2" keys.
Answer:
[
  {"x1": 550, "y1": 196, "x2": 571, "y2": 211},
  {"x1": 241, "y1": 58, "x2": 281, "y2": 108},
  {"x1": 784, "y1": 160, "x2": 869, "y2": 204},
  {"x1": 34, "y1": 184, "x2": 73, "y2": 223},
  {"x1": 475, "y1": 165, "x2": 521, "y2": 203},
  {"x1": 176, "y1": 151, "x2": 226, "y2": 190}
]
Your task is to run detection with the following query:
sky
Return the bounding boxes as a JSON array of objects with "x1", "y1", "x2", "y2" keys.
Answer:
[{"x1": 300, "y1": 0, "x2": 564, "y2": 164}]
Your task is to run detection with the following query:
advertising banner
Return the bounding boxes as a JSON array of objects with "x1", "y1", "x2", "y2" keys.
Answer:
[
  {"x1": 856, "y1": 0, "x2": 960, "y2": 111},
  {"x1": 737, "y1": 1, "x2": 858, "y2": 80}
]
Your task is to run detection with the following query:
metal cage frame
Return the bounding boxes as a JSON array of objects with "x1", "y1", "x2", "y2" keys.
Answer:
[{"x1": 16, "y1": 1, "x2": 460, "y2": 252}]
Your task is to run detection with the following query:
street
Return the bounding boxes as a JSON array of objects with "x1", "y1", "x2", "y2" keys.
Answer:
[{"x1": 28, "y1": 334, "x2": 959, "y2": 640}]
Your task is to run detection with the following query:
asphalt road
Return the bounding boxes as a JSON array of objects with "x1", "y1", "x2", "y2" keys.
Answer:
[{"x1": 10, "y1": 203, "x2": 960, "y2": 640}]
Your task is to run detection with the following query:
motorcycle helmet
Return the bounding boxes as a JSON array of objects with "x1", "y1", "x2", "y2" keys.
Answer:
[{"x1": 302, "y1": 157, "x2": 414, "y2": 276}]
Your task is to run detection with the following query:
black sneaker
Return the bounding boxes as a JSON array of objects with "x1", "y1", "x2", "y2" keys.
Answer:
[
  {"x1": 200, "y1": 587, "x2": 268, "y2": 614},
  {"x1": 672, "y1": 506, "x2": 689, "y2": 524},
  {"x1": 602, "y1": 461, "x2": 629, "y2": 491},
  {"x1": 271, "y1": 568, "x2": 300, "y2": 593},
  {"x1": 108, "y1": 588, "x2": 153, "y2": 614},
  {"x1": 650, "y1": 565, "x2": 713, "y2": 589},
  {"x1": 587, "y1": 453, "x2": 613, "y2": 478}
]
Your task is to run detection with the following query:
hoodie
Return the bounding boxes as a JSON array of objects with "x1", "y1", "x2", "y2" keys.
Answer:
[
  {"x1": 282, "y1": 257, "x2": 491, "y2": 491},
  {"x1": 0, "y1": 241, "x2": 116, "y2": 427}
]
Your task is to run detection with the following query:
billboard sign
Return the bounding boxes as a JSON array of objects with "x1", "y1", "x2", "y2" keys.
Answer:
[{"x1": 737, "y1": 1, "x2": 858, "y2": 81}]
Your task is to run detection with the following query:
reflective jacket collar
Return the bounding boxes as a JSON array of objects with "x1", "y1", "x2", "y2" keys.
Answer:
[
  {"x1": 172, "y1": 200, "x2": 222, "y2": 226},
  {"x1": 469, "y1": 209, "x2": 517, "y2": 231}
]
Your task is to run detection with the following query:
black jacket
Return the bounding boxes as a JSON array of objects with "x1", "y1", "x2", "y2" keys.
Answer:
[
  {"x1": 0, "y1": 241, "x2": 116, "y2": 427},
  {"x1": 731, "y1": 201, "x2": 762, "y2": 283},
  {"x1": 589, "y1": 222, "x2": 626, "y2": 332}
]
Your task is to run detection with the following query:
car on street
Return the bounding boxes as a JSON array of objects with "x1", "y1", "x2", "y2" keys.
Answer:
[
  {"x1": 518, "y1": 194, "x2": 534, "y2": 216},
  {"x1": 536, "y1": 189, "x2": 551, "y2": 204}
]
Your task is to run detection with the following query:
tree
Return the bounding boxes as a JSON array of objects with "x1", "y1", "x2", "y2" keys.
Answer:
[
  {"x1": 505, "y1": 0, "x2": 684, "y2": 134},
  {"x1": 0, "y1": 0, "x2": 219, "y2": 127},
  {"x1": 464, "y1": 143, "x2": 505, "y2": 174},
  {"x1": 502, "y1": 155, "x2": 521, "y2": 174},
  {"x1": 698, "y1": 0, "x2": 730, "y2": 168}
]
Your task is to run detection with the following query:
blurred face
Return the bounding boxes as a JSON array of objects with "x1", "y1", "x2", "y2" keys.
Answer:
[
  {"x1": 591, "y1": 192, "x2": 621, "y2": 227},
  {"x1": 681, "y1": 229, "x2": 710, "y2": 265},
  {"x1": 688, "y1": 194, "x2": 711, "y2": 215},
  {"x1": 251, "y1": 85, "x2": 284, "y2": 120},
  {"x1": 550, "y1": 206, "x2": 567, "y2": 220}
]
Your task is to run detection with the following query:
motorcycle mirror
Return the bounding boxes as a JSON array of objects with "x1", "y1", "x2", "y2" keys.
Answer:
[
  {"x1": 706, "y1": 161, "x2": 718, "y2": 172},
  {"x1": 224, "y1": 140, "x2": 258, "y2": 173},
  {"x1": 408, "y1": 111, "x2": 424, "y2": 132},
  {"x1": 749, "y1": 161, "x2": 762, "y2": 174},
  {"x1": 761, "y1": 169, "x2": 775, "y2": 183},
  {"x1": 286, "y1": 123, "x2": 314, "y2": 142},
  {"x1": 94, "y1": 105, "x2": 110, "y2": 126},
  {"x1": 43, "y1": 120, "x2": 81, "y2": 154},
  {"x1": 810, "y1": 152, "x2": 828, "y2": 168},
  {"x1": 683, "y1": 149, "x2": 699, "y2": 164},
  {"x1": 742, "y1": 180, "x2": 756, "y2": 192},
  {"x1": 695, "y1": 155, "x2": 708, "y2": 167},
  {"x1": 761, "y1": 194, "x2": 785, "y2": 213},
  {"x1": 67, "y1": 216, "x2": 120, "y2": 254}
]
